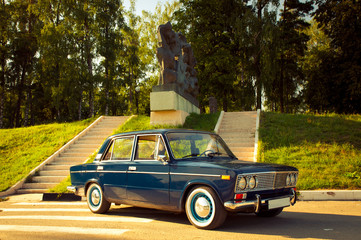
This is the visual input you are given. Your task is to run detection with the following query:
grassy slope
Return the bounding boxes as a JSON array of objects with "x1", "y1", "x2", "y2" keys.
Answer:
[
  {"x1": 0, "y1": 118, "x2": 95, "y2": 192},
  {"x1": 258, "y1": 112, "x2": 361, "y2": 190}
]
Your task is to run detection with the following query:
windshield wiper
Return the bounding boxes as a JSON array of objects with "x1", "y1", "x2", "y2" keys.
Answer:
[
  {"x1": 207, "y1": 152, "x2": 222, "y2": 157},
  {"x1": 182, "y1": 153, "x2": 199, "y2": 158}
]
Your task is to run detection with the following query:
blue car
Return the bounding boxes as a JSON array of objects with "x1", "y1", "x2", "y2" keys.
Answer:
[{"x1": 68, "y1": 129, "x2": 297, "y2": 229}]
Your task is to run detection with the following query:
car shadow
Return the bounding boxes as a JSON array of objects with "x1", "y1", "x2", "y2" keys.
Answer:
[{"x1": 104, "y1": 206, "x2": 361, "y2": 240}]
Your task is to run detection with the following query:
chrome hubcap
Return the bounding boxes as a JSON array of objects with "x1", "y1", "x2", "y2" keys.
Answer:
[
  {"x1": 194, "y1": 197, "x2": 211, "y2": 218},
  {"x1": 91, "y1": 189, "x2": 100, "y2": 205}
]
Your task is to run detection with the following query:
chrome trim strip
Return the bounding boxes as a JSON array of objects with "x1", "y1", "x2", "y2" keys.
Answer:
[
  {"x1": 128, "y1": 171, "x2": 169, "y2": 175},
  {"x1": 70, "y1": 171, "x2": 83, "y2": 173},
  {"x1": 97, "y1": 170, "x2": 127, "y2": 173},
  {"x1": 170, "y1": 173, "x2": 221, "y2": 177}
]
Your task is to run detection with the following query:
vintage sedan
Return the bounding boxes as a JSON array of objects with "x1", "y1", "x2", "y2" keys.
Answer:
[{"x1": 68, "y1": 129, "x2": 297, "y2": 229}]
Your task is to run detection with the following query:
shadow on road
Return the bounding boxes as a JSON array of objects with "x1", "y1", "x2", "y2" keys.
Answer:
[{"x1": 105, "y1": 206, "x2": 361, "y2": 240}]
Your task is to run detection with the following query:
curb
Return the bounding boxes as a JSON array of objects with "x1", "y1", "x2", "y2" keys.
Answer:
[
  {"x1": 42, "y1": 193, "x2": 82, "y2": 201},
  {"x1": 299, "y1": 190, "x2": 361, "y2": 201},
  {"x1": 1, "y1": 190, "x2": 361, "y2": 203}
]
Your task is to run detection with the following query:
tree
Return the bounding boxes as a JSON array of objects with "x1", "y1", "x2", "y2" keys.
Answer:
[
  {"x1": 175, "y1": 0, "x2": 255, "y2": 112},
  {"x1": 302, "y1": 20, "x2": 334, "y2": 113},
  {"x1": 276, "y1": 0, "x2": 313, "y2": 113},
  {"x1": 313, "y1": 0, "x2": 361, "y2": 113},
  {"x1": 94, "y1": 0, "x2": 125, "y2": 116},
  {"x1": 0, "y1": 0, "x2": 11, "y2": 128}
]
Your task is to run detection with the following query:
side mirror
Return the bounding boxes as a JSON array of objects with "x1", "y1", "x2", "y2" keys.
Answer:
[{"x1": 158, "y1": 155, "x2": 168, "y2": 164}]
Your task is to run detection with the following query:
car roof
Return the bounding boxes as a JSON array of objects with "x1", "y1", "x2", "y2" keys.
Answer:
[{"x1": 109, "y1": 129, "x2": 214, "y2": 138}]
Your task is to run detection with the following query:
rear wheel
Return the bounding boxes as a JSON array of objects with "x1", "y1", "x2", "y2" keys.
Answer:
[
  {"x1": 255, "y1": 207, "x2": 283, "y2": 217},
  {"x1": 86, "y1": 183, "x2": 111, "y2": 214},
  {"x1": 185, "y1": 186, "x2": 227, "y2": 229}
]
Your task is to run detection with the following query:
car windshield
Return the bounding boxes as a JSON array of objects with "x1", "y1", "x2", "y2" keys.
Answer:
[{"x1": 167, "y1": 132, "x2": 234, "y2": 159}]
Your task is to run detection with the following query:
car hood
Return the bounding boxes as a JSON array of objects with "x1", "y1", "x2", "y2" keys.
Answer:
[{"x1": 177, "y1": 158, "x2": 298, "y2": 173}]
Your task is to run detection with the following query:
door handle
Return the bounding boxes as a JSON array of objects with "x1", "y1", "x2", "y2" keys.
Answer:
[
  {"x1": 97, "y1": 166, "x2": 104, "y2": 171},
  {"x1": 128, "y1": 166, "x2": 136, "y2": 171}
]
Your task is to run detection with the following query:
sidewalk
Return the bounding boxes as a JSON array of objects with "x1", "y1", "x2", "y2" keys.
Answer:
[
  {"x1": 299, "y1": 190, "x2": 361, "y2": 201},
  {"x1": 1, "y1": 190, "x2": 361, "y2": 203}
]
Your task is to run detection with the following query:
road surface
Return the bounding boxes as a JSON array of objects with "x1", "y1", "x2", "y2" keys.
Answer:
[{"x1": 0, "y1": 196, "x2": 360, "y2": 240}]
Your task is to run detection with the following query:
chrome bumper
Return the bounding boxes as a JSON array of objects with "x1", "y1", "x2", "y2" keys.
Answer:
[
  {"x1": 67, "y1": 186, "x2": 77, "y2": 193},
  {"x1": 224, "y1": 189, "x2": 297, "y2": 213}
]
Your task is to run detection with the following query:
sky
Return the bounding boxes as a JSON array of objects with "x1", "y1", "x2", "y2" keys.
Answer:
[{"x1": 123, "y1": 0, "x2": 169, "y2": 16}]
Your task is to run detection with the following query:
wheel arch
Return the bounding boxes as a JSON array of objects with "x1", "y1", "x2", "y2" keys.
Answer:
[
  {"x1": 179, "y1": 180, "x2": 223, "y2": 212},
  {"x1": 84, "y1": 179, "x2": 102, "y2": 195}
]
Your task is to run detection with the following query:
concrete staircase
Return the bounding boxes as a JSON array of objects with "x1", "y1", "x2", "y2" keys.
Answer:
[
  {"x1": 17, "y1": 116, "x2": 129, "y2": 194},
  {"x1": 218, "y1": 111, "x2": 258, "y2": 161}
]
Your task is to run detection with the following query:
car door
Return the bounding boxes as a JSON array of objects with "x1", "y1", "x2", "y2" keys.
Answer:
[
  {"x1": 126, "y1": 134, "x2": 170, "y2": 205},
  {"x1": 98, "y1": 136, "x2": 134, "y2": 201}
]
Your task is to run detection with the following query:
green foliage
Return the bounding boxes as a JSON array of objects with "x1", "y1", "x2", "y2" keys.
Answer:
[
  {"x1": 183, "y1": 112, "x2": 220, "y2": 132},
  {"x1": 113, "y1": 115, "x2": 180, "y2": 134},
  {"x1": 307, "y1": 0, "x2": 361, "y2": 114},
  {"x1": 174, "y1": 0, "x2": 255, "y2": 112},
  {"x1": 48, "y1": 176, "x2": 71, "y2": 193},
  {"x1": 259, "y1": 112, "x2": 361, "y2": 190},
  {"x1": 0, "y1": 118, "x2": 95, "y2": 192}
]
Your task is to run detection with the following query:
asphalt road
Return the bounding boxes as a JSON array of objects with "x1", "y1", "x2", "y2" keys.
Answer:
[{"x1": 0, "y1": 197, "x2": 360, "y2": 240}]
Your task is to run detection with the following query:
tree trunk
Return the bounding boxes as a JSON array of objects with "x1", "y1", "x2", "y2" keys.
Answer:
[
  {"x1": 255, "y1": 1, "x2": 263, "y2": 110},
  {"x1": 0, "y1": 56, "x2": 5, "y2": 128},
  {"x1": 15, "y1": 63, "x2": 27, "y2": 127},
  {"x1": 279, "y1": 54, "x2": 284, "y2": 113},
  {"x1": 78, "y1": 90, "x2": 82, "y2": 120},
  {"x1": 85, "y1": 16, "x2": 94, "y2": 118}
]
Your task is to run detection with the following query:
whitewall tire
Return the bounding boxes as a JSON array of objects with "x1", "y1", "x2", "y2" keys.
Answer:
[
  {"x1": 86, "y1": 183, "x2": 111, "y2": 214},
  {"x1": 185, "y1": 186, "x2": 227, "y2": 229}
]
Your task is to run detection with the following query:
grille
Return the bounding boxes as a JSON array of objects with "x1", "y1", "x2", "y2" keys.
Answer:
[{"x1": 235, "y1": 171, "x2": 298, "y2": 193}]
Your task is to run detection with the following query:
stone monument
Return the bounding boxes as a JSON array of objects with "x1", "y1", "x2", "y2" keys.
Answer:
[{"x1": 150, "y1": 22, "x2": 200, "y2": 125}]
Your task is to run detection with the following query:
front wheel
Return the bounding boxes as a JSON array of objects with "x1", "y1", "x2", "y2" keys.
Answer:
[
  {"x1": 86, "y1": 183, "x2": 111, "y2": 214},
  {"x1": 185, "y1": 186, "x2": 227, "y2": 229}
]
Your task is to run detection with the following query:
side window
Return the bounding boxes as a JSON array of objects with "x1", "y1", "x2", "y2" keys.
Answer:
[
  {"x1": 135, "y1": 135, "x2": 168, "y2": 161},
  {"x1": 102, "y1": 137, "x2": 134, "y2": 161}
]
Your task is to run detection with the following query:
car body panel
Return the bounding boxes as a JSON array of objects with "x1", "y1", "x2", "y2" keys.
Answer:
[{"x1": 69, "y1": 129, "x2": 298, "y2": 214}]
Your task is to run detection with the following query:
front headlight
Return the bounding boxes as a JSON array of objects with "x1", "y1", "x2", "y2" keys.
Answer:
[
  {"x1": 248, "y1": 176, "x2": 257, "y2": 189},
  {"x1": 238, "y1": 177, "x2": 247, "y2": 190},
  {"x1": 291, "y1": 173, "x2": 298, "y2": 185},
  {"x1": 286, "y1": 174, "x2": 291, "y2": 186}
]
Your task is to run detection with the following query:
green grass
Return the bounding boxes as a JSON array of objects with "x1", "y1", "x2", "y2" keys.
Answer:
[
  {"x1": 0, "y1": 118, "x2": 95, "y2": 192},
  {"x1": 183, "y1": 112, "x2": 220, "y2": 132},
  {"x1": 258, "y1": 112, "x2": 361, "y2": 190},
  {"x1": 113, "y1": 115, "x2": 181, "y2": 133}
]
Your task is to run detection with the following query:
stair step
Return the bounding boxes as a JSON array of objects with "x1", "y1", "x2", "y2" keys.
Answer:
[
  {"x1": 39, "y1": 170, "x2": 69, "y2": 176},
  {"x1": 63, "y1": 148, "x2": 94, "y2": 154},
  {"x1": 227, "y1": 142, "x2": 254, "y2": 148},
  {"x1": 232, "y1": 151, "x2": 254, "y2": 158},
  {"x1": 32, "y1": 176, "x2": 66, "y2": 183},
  {"x1": 219, "y1": 128, "x2": 256, "y2": 134},
  {"x1": 22, "y1": 183, "x2": 58, "y2": 189},
  {"x1": 220, "y1": 133, "x2": 255, "y2": 139},
  {"x1": 44, "y1": 165, "x2": 71, "y2": 170},
  {"x1": 60, "y1": 152, "x2": 90, "y2": 157},
  {"x1": 17, "y1": 189, "x2": 47, "y2": 194},
  {"x1": 229, "y1": 147, "x2": 254, "y2": 152},
  {"x1": 19, "y1": 115, "x2": 129, "y2": 192},
  {"x1": 70, "y1": 143, "x2": 100, "y2": 148}
]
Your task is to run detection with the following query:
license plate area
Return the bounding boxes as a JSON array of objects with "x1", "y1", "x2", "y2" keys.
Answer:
[{"x1": 268, "y1": 197, "x2": 290, "y2": 210}]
